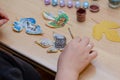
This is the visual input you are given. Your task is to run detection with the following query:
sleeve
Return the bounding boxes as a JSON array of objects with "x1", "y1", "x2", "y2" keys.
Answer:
[
  {"x1": 0, "y1": 56, "x2": 24, "y2": 80},
  {"x1": 1, "y1": 68, "x2": 23, "y2": 80}
]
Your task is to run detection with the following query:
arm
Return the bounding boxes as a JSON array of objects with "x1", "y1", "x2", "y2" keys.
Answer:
[
  {"x1": 55, "y1": 37, "x2": 97, "y2": 80},
  {"x1": 0, "y1": 8, "x2": 9, "y2": 27}
]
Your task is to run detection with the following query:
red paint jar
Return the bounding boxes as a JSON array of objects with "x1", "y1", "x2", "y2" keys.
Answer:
[
  {"x1": 76, "y1": 8, "x2": 86, "y2": 22},
  {"x1": 89, "y1": 0, "x2": 100, "y2": 12}
]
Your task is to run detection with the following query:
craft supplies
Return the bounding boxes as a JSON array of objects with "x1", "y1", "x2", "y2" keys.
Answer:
[
  {"x1": 44, "y1": 11, "x2": 69, "y2": 28},
  {"x1": 108, "y1": 0, "x2": 120, "y2": 8},
  {"x1": 43, "y1": 0, "x2": 91, "y2": 10},
  {"x1": 93, "y1": 21, "x2": 120, "y2": 42},
  {"x1": 75, "y1": 1, "x2": 81, "y2": 9},
  {"x1": 44, "y1": 0, "x2": 51, "y2": 5},
  {"x1": 35, "y1": 32, "x2": 67, "y2": 53},
  {"x1": 67, "y1": 0, "x2": 73, "y2": 8},
  {"x1": 53, "y1": 32, "x2": 66, "y2": 50},
  {"x1": 76, "y1": 8, "x2": 86, "y2": 22},
  {"x1": 89, "y1": 0, "x2": 100, "y2": 12},
  {"x1": 68, "y1": 28, "x2": 74, "y2": 39},
  {"x1": 59, "y1": 0, "x2": 65, "y2": 7},
  {"x1": 13, "y1": 18, "x2": 43, "y2": 35},
  {"x1": 52, "y1": 0, "x2": 58, "y2": 6},
  {"x1": 35, "y1": 38, "x2": 53, "y2": 48},
  {"x1": 42, "y1": 11, "x2": 55, "y2": 20},
  {"x1": 83, "y1": 1, "x2": 89, "y2": 9}
]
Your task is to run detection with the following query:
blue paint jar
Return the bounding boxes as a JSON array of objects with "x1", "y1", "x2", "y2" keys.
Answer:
[{"x1": 52, "y1": 0, "x2": 58, "y2": 6}]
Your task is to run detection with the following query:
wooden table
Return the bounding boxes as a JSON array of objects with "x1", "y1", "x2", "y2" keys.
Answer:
[{"x1": 0, "y1": 0, "x2": 120, "y2": 80}]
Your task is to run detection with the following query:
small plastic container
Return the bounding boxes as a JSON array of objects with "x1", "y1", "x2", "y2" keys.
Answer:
[
  {"x1": 44, "y1": 0, "x2": 50, "y2": 5},
  {"x1": 89, "y1": 0, "x2": 100, "y2": 12},
  {"x1": 75, "y1": 1, "x2": 81, "y2": 9},
  {"x1": 52, "y1": 0, "x2": 58, "y2": 6},
  {"x1": 67, "y1": 0, "x2": 73, "y2": 8},
  {"x1": 83, "y1": 1, "x2": 89, "y2": 9},
  {"x1": 108, "y1": 0, "x2": 120, "y2": 8},
  {"x1": 60, "y1": 0, "x2": 65, "y2": 7}
]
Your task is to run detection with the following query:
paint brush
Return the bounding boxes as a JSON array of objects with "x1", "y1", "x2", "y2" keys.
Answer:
[{"x1": 68, "y1": 27, "x2": 74, "y2": 39}]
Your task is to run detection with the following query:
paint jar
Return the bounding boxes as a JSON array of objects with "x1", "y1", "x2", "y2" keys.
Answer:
[
  {"x1": 52, "y1": 0, "x2": 58, "y2": 6},
  {"x1": 76, "y1": 8, "x2": 86, "y2": 22},
  {"x1": 44, "y1": 0, "x2": 50, "y2": 5},
  {"x1": 60, "y1": 0, "x2": 65, "y2": 7},
  {"x1": 89, "y1": 0, "x2": 100, "y2": 12},
  {"x1": 75, "y1": 1, "x2": 81, "y2": 9},
  {"x1": 67, "y1": 0, "x2": 73, "y2": 8},
  {"x1": 108, "y1": 0, "x2": 120, "y2": 8}
]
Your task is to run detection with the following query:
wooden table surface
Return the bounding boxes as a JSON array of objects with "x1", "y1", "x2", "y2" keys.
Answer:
[{"x1": 0, "y1": 0, "x2": 120, "y2": 80}]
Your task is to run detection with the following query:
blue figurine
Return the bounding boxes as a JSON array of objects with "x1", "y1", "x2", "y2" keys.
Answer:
[
  {"x1": 52, "y1": 0, "x2": 58, "y2": 6},
  {"x1": 83, "y1": 1, "x2": 89, "y2": 9},
  {"x1": 75, "y1": 1, "x2": 81, "y2": 9}
]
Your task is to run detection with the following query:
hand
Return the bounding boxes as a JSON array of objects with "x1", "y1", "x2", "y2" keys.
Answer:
[
  {"x1": 0, "y1": 8, "x2": 9, "y2": 27},
  {"x1": 55, "y1": 37, "x2": 97, "y2": 80}
]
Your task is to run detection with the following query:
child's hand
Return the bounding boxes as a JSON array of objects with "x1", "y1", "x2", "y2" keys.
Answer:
[
  {"x1": 56, "y1": 37, "x2": 97, "y2": 80},
  {"x1": 0, "y1": 8, "x2": 9, "y2": 27}
]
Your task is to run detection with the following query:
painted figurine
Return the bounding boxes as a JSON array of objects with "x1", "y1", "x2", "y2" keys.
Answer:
[
  {"x1": 46, "y1": 12, "x2": 69, "y2": 28},
  {"x1": 75, "y1": 1, "x2": 81, "y2": 9},
  {"x1": 67, "y1": 0, "x2": 73, "y2": 8},
  {"x1": 42, "y1": 11, "x2": 55, "y2": 20},
  {"x1": 52, "y1": 0, "x2": 58, "y2": 6},
  {"x1": 35, "y1": 38, "x2": 54, "y2": 48},
  {"x1": 44, "y1": 0, "x2": 51, "y2": 5},
  {"x1": 59, "y1": 0, "x2": 65, "y2": 7},
  {"x1": 13, "y1": 18, "x2": 43, "y2": 35}
]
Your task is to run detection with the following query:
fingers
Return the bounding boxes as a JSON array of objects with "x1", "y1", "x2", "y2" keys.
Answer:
[
  {"x1": 0, "y1": 19, "x2": 8, "y2": 26},
  {"x1": 85, "y1": 42, "x2": 94, "y2": 53},
  {"x1": 72, "y1": 37, "x2": 81, "y2": 42},
  {"x1": 89, "y1": 50, "x2": 97, "y2": 61},
  {"x1": 0, "y1": 9, "x2": 9, "y2": 20},
  {"x1": 80, "y1": 37, "x2": 90, "y2": 47}
]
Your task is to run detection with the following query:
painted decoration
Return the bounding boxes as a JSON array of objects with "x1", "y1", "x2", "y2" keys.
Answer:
[
  {"x1": 47, "y1": 46, "x2": 58, "y2": 53},
  {"x1": 35, "y1": 38, "x2": 54, "y2": 48},
  {"x1": 35, "y1": 32, "x2": 67, "y2": 53},
  {"x1": 13, "y1": 18, "x2": 43, "y2": 35},
  {"x1": 93, "y1": 21, "x2": 120, "y2": 42},
  {"x1": 42, "y1": 11, "x2": 55, "y2": 20},
  {"x1": 46, "y1": 11, "x2": 69, "y2": 28}
]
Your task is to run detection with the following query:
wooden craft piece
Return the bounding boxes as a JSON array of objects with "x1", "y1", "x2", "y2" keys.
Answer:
[
  {"x1": 42, "y1": 11, "x2": 55, "y2": 20},
  {"x1": 13, "y1": 18, "x2": 43, "y2": 35},
  {"x1": 47, "y1": 46, "x2": 58, "y2": 53},
  {"x1": 93, "y1": 21, "x2": 120, "y2": 42},
  {"x1": 46, "y1": 12, "x2": 69, "y2": 28},
  {"x1": 35, "y1": 38, "x2": 54, "y2": 48}
]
